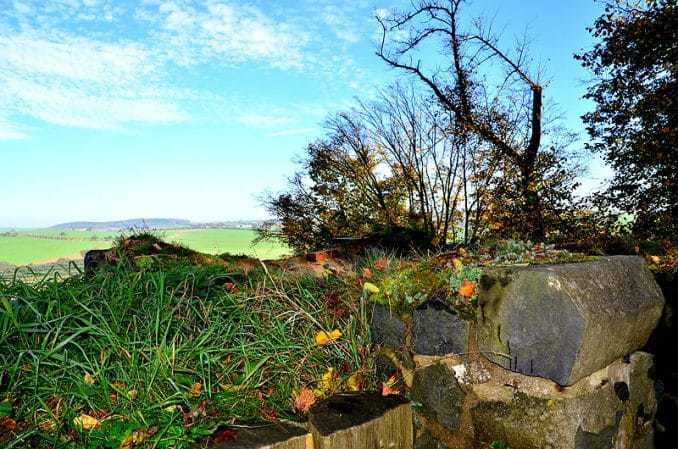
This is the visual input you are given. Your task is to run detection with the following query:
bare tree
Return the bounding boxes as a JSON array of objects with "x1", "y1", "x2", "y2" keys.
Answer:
[{"x1": 376, "y1": 0, "x2": 547, "y2": 239}]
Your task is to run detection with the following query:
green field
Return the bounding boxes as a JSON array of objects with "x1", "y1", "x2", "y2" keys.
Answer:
[{"x1": 0, "y1": 228, "x2": 290, "y2": 266}]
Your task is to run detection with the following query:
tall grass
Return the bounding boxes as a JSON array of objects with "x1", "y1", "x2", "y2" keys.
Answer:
[{"x1": 0, "y1": 260, "x2": 374, "y2": 448}]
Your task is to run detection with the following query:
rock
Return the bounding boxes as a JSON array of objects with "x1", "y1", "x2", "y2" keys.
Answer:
[
  {"x1": 476, "y1": 256, "x2": 664, "y2": 385},
  {"x1": 371, "y1": 304, "x2": 407, "y2": 349},
  {"x1": 470, "y1": 352, "x2": 657, "y2": 449},
  {"x1": 207, "y1": 423, "x2": 311, "y2": 449},
  {"x1": 309, "y1": 392, "x2": 412, "y2": 449},
  {"x1": 412, "y1": 298, "x2": 468, "y2": 356},
  {"x1": 410, "y1": 363, "x2": 465, "y2": 431},
  {"x1": 83, "y1": 248, "x2": 115, "y2": 274}
]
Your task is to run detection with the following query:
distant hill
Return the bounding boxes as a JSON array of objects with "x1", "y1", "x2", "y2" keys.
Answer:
[{"x1": 50, "y1": 218, "x2": 192, "y2": 230}]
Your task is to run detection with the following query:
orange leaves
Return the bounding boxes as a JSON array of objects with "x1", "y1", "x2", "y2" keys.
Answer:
[
  {"x1": 293, "y1": 388, "x2": 317, "y2": 414},
  {"x1": 315, "y1": 329, "x2": 342, "y2": 346},
  {"x1": 458, "y1": 279, "x2": 476, "y2": 298},
  {"x1": 188, "y1": 383, "x2": 202, "y2": 398}
]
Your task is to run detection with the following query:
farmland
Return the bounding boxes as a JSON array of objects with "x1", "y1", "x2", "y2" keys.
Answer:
[{"x1": 0, "y1": 228, "x2": 290, "y2": 268}]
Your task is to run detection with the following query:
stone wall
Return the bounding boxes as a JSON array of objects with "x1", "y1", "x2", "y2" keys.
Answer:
[{"x1": 371, "y1": 256, "x2": 665, "y2": 449}]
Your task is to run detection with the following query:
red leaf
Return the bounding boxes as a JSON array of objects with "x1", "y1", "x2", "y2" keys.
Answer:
[{"x1": 213, "y1": 428, "x2": 238, "y2": 443}]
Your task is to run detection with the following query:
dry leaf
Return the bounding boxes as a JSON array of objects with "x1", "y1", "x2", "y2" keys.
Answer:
[
  {"x1": 83, "y1": 373, "x2": 95, "y2": 385},
  {"x1": 121, "y1": 427, "x2": 158, "y2": 448},
  {"x1": 212, "y1": 427, "x2": 238, "y2": 443},
  {"x1": 362, "y1": 268, "x2": 373, "y2": 279},
  {"x1": 188, "y1": 383, "x2": 202, "y2": 398},
  {"x1": 374, "y1": 257, "x2": 389, "y2": 270},
  {"x1": 293, "y1": 388, "x2": 316, "y2": 413},
  {"x1": 0, "y1": 416, "x2": 17, "y2": 432},
  {"x1": 315, "y1": 329, "x2": 342, "y2": 346},
  {"x1": 73, "y1": 414, "x2": 100, "y2": 431},
  {"x1": 127, "y1": 389, "x2": 138, "y2": 400},
  {"x1": 381, "y1": 372, "x2": 399, "y2": 396},
  {"x1": 320, "y1": 367, "x2": 335, "y2": 393},
  {"x1": 38, "y1": 419, "x2": 56, "y2": 432},
  {"x1": 458, "y1": 279, "x2": 476, "y2": 298},
  {"x1": 346, "y1": 373, "x2": 362, "y2": 392},
  {"x1": 452, "y1": 258, "x2": 463, "y2": 272}
]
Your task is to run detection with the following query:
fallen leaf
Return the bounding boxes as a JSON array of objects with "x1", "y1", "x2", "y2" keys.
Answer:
[
  {"x1": 381, "y1": 372, "x2": 400, "y2": 396},
  {"x1": 188, "y1": 383, "x2": 202, "y2": 398},
  {"x1": 260, "y1": 406, "x2": 278, "y2": 422},
  {"x1": 83, "y1": 373, "x2": 95, "y2": 385},
  {"x1": 374, "y1": 257, "x2": 389, "y2": 270},
  {"x1": 73, "y1": 414, "x2": 100, "y2": 431},
  {"x1": 212, "y1": 427, "x2": 238, "y2": 443},
  {"x1": 121, "y1": 427, "x2": 158, "y2": 449},
  {"x1": 38, "y1": 419, "x2": 56, "y2": 432},
  {"x1": 452, "y1": 258, "x2": 463, "y2": 272},
  {"x1": 127, "y1": 389, "x2": 138, "y2": 400},
  {"x1": 0, "y1": 416, "x2": 17, "y2": 432},
  {"x1": 315, "y1": 329, "x2": 342, "y2": 346},
  {"x1": 363, "y1": 282, "x2": 380, "y2": 294},
  {"x1": 362, "y1": 267, "x2": 373, "y2": 279},
  {"x1": 458, "y1": 279, "x2": 476, "y2": 298},
  {"x1": 320, "y1": 367, "x2": 335, "y2": 393},
  {"x1": 346, "y1": 373, "x2": 362, "y2": 392},
  {"x1": 293, "y1": 388, "x2": 316, "y2": 413}
]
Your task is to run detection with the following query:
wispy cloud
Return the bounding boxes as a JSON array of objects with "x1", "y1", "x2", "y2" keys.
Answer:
[
  {"x1": 269, "y1": 127, "x2": 316, "y2": 137},
  {"x1": 0, "y1": 0, "x2": 386, "y2": 137}
]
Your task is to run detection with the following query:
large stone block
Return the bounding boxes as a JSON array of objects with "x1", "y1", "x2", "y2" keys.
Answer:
[
  {"x1": 412, "y1": 299, "x2": 468, "y2": 356},
  {"x1": 470, "y1": 352, "x2": 657, "y2": 449},
  {"x1": 410, "y1": 363, "x2": 465, "y2": 431},
  {"x1": 371, "y1": 304, "x2": 407, "y2": 349},
  {"x1": 476, "y1": 256, "x2": 664, "y2": 385}
]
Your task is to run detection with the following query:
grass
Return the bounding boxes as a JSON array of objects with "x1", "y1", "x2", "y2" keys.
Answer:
[
  {"x1": 0, "y1": 251, "x2": 375, "y2": 448},
  {"x1": 0, "y1": 229, "x2": 290, "y2": 267}
]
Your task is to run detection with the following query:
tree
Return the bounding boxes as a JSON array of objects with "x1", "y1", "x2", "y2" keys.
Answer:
[
  {"x1": 576, "y1": 0, "x2": 677, "y2": 240},
  {"x1": 376, "y1": 0, "x2": 548, "y2": 240}
]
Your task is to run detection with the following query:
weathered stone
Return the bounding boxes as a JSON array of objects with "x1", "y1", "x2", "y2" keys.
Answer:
[
  {"x1": 83, "y1": 248, "x2": 115, "y2": 274},
  {"x1": 470, "y1": 352, "x2": 657, "y2": 449},
  {"x1": 371, "y1": 304, "x2": 407, "y2": 349},
  {"x1": 412, "y1": 298, "x2": 468, "y2": 356},
  {"x1": 207, "y1": 423, "x2": 311, "y2": 449},
  {"x1": 309, "y1": 392, "x2": 412, "y2": 449},
  {"x1": 410, "y1": 363, "x2": 465, "y2": 431},
  {"x1": 477, "y1": 256, "x2": 664, "y2": 385}
]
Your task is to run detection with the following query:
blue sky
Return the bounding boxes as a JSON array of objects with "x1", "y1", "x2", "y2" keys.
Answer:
[{"x1": 0, "y1": 0, "x2": 609, "y2": 228}]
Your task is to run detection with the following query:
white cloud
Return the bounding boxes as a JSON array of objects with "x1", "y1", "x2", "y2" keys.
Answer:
[
  {"x1": 269, "y1": 127, "x2": 316, "y2": 137},
  {"x1": 0, "y1": 120, "x2": 27, "y2": 140}
]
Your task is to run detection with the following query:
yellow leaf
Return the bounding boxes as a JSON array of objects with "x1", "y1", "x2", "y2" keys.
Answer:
[
  {"x1": 121, "y1": 427, "x2": 158, "y2": 449},
  {"x1": 127, "y1": 389, "x2": 138, "y2": 400},
  {"x1": 73, "y1": 414, "x2": 100, "y2": 431},
  {"x1": 346, "y1": 373, "x2": 362, "y2": 392},
  {"x1": 363, "y1": 282, "x2": 380, "y2": 294},
  {"x1": 452, "y1": 258, "x2": 463, "y2": 272},
  {"x1": 83, "y1": 373, "x2": 95, "y2": 385},
  {"x1": 188, "y1": 383, "x2": 202, "y2": 398},
  {"x1": 315, "y1": 329, "x2": 342, "y2": 346},
  {"x1": 318, "y1": 367, "x2": 335, "y2": 394}
]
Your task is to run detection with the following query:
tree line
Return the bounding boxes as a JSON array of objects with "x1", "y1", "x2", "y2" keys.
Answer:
[{"x1": 259, "y1": 0, "x2": 676, "y2": 254}]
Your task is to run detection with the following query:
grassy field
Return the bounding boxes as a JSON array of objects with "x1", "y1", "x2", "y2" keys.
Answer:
[
  {"x1": 0, "y1": 229, "x2": 290, "y2": 266},
  {"x1": 0, "y1": 238, "x2": 378, "y2": 448}
]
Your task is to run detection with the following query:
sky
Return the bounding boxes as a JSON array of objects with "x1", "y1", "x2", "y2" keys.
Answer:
[{"x1": 0, "y1": 0, "x2": 610, "y2": 228}]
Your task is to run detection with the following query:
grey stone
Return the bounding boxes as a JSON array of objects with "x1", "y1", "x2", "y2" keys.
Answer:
[
  {"x1": 412, "y1": 298, "x2": 469, "y2": 356},
  {"x1": 410, "y1": 363, "x2": 465, "y2": 431},
  {"x1": 476, "y1": 256, "x2": 665, "y2": 385},
  {"x1": 371, "y1": 304, "x2": 407, "y2": 349},
  {"x1": 470, "y1": 352, "x2": 657, "y2": 449}
]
